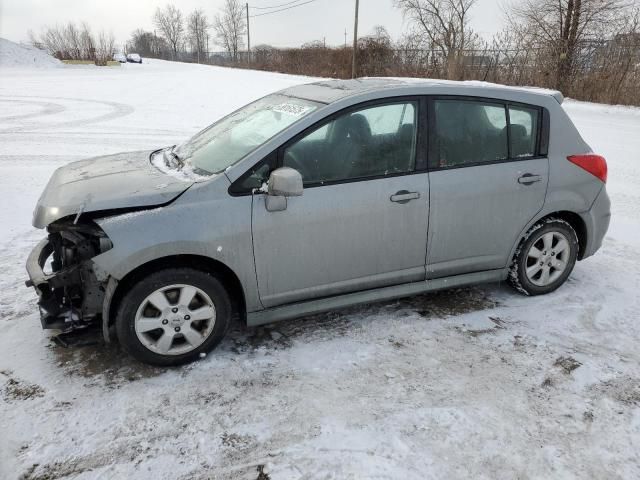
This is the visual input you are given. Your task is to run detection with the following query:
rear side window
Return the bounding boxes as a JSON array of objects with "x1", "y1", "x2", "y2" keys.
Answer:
[
  {"x1": 432, "y1": 99, "x2": 508, "y2": 168},
  {"x1": 508, "y1": 105, "x2": 539, "y2": 158},
  {"x1": 430, "y1": 98, "x2": 544, "y2": 169}
]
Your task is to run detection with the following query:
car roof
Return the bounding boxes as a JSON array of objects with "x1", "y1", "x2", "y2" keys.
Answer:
[{"x1": 282, "y1": 77, "x2": 564, "y2": 105}]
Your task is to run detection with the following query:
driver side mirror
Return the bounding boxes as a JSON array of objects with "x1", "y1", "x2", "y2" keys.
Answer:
[
  {"x1": 268, "y1": 167, "x2": 303, "y2": 197},
  {"x1": 265, "y1": 167, "x2": 303, "y2": 212}
]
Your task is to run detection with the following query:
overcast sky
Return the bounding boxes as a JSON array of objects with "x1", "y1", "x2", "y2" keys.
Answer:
[{"x1": 0, "y1": 0, "x2": 506, "y2": 50}]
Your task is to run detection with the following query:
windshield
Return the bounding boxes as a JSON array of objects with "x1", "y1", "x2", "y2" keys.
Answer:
[{"x1": 174, "y1": 94, "x2": 320, "y2": 175}]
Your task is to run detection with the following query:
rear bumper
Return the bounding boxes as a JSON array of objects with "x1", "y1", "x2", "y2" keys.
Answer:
[{"x1": 580, "y1": 187, "x2": 611, "y2": 259}]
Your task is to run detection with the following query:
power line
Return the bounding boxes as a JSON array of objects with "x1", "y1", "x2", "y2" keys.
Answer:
[
  {"x1": 249, "y1": 0, "x2": 320, "y2": 18},
  {"x1": 251, "y1": 0, "x2": 308, "y2": 10}
]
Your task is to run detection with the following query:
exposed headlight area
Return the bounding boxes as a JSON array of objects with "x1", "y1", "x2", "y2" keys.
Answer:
[
  {"x1": 26, "y1": 218, "x2": 113, "y2": 331},
  {"x1": 47, "y1": 220, "x2": 113, "y2": 268}
]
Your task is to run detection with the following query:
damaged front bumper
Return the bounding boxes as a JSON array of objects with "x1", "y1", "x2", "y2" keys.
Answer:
[{"x1": 25, "y1": 223, "x2": 111, "y2": 331}]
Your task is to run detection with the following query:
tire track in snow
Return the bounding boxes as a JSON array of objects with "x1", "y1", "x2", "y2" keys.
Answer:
[
  {"x1": 0, "y1": 95, "x2": 135, "y2": 133},
  {"x1": 0, "y1": 98, "x2": 66, "y2": 121}
]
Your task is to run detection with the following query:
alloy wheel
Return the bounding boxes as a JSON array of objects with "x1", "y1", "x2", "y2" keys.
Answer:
[
  {"x1": 525, "y1": 231, "x2": 571, "y2": 287},
  {"x1": 134, "y1": 284, "x2": 216, "y2": 356}
]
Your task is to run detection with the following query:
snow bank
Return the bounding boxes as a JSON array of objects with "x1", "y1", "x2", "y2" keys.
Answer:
[{"x1": 0, "y1": 38, "x2": 61, "y2": 68}]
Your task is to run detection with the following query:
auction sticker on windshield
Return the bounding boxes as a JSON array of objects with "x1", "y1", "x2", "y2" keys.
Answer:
[{"x1": 271, "y1": 103, "x2": 315, "y2": 117}]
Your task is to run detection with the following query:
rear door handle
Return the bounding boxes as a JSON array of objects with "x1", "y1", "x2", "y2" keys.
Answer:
[
  {"x1": 518, "y1": 173, "x2": 542, "y2": 185},
  {"x1": 390, "y1": 190, "x2": 420, "y2": 204}
]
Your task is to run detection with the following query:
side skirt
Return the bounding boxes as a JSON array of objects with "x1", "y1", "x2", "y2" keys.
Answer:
[{"x1": 246, "y1": 269, "x2": 506, "y2": 327}]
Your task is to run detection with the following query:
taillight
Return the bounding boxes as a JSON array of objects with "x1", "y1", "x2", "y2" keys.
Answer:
[{"x1": 567, "y1": 154, "x2": 607, "y2": 183}]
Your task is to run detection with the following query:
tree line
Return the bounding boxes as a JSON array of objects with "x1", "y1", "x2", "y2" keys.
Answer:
[
  {"x1": 130, "y1": 1, "x2": 247, "y2": 63},
  {"x1": 28, "y1": 0, "x2": 639, "y2": 105},
  {"x1": 29, "y1": 1, "x2": 247, "y2": 64},
  {"x1": 28, "y1": 22, "x2": 115, "y2": 65},
  {"x1": 244, "y1": 0, "x2": 640, "y2": 105}
]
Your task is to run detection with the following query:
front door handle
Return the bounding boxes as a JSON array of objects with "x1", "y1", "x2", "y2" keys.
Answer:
[
  {"x1": 518, "y1": 173, "x2": 542, "y2": 185},
  {"x1": 390, "y1": 190, "x2": 420, "y2": 204}
]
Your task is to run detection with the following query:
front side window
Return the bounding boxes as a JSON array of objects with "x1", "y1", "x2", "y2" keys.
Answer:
[
  {"x1": 432, "y1": 99, "x2": 508, "y2": 168},
  {"x1": 174, "y1": 94, "x2": 320, "y2": 175},
  {"x1": 283, "y1": 101, "x2": 418, "y2": 185}
]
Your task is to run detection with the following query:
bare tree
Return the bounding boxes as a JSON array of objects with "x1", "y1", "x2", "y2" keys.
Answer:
[
  {"x1": 394, "y1": 0, "x2": 479, "y2": 79},
  {"x1": 130, "y1": 29, "x2": 154, "y2": 57},
  {"x1": 358, "y1": 26, "x2": 395, "y2": 76},
  {"x1": 130, "y1": 29, "x2": 170, "y2": 58},
  {"x1": 213, "y1": 0, "x2": 246, "y2": 62},
  {"x1": 368, "y1": 25, "x2": 393, "y2": 45},
  {"x1": 505, "y1": 0, "x2": 630, "y2": 92},
  {"x1": 64, "y1": 23, "x2": 81, "y2": 59},
  {"x1": 31, "y1": 22, "x2": 95, "y2": 60},
  {"x1": 153, "y1": 4, "x2": 184, "y2": 59},
  {"x1": 30, "y1": 22, "x2": 116, "y2": 64},
  {"x1": 187, "y1": 9, "x2": 209, "y2": 63},
  {"x1": 79, "y1": 22, "x2": 95, "y2": 59},
  {"x1": 95, "y1": 31, "x2": 115, "y2": 65},
  {"x1": 31, "y1": 24, "x2": 62, "y2": 58}
]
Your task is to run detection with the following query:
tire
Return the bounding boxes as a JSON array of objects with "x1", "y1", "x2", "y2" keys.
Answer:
[
  {"x1": 508, "y1": 218, "x2": 579, "y2": 296},
  {"x1": 115, "y1": 268, "x2": 232, "y2": 366}
]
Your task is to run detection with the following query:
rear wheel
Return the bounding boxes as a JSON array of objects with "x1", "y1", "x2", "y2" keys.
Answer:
[
  {"x1": 115, "y1": 268, "x2": 231, "y2": 366},
  {"x1": 509, "y1": 219, "x2": 578, "y2": 296}
]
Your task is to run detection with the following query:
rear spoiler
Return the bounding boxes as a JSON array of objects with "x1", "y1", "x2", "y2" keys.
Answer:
[
  {"x1": 550, "y1": 91, "x2": 564, "y2": 104},
  {"x1": 517, "y1": 86, "x2": 564, "y2": 104}
]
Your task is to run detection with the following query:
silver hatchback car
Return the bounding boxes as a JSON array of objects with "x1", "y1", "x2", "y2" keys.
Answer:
[{"x1": 26, "y1": 79, "x2": 610, "y2": 365}]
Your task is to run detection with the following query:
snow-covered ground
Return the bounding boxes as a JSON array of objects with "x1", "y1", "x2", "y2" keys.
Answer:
[{"x1": 0, "y1": 59, "x2": 639, "y2": 480}]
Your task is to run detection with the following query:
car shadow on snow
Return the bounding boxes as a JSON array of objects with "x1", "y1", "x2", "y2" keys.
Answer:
[
  {"x1": 47, "y1": 284, "x2": 503, "y2": 382},
  {"x1": 233, "y1": 284, "x2": 500, "y2": 351}
]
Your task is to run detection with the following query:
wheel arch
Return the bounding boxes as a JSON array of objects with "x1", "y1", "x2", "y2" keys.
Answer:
[
  {"x1": 104, "y1": 254, "x2": 247, "y2": 337},
  {"x1": 510, "y1": 210, "x2": 588, "y2": 264},
  {"x1": 549, "y1": 211, "x2": 587, "y2": 260}
]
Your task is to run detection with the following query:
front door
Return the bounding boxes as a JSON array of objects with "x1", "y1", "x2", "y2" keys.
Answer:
[
  {"x1": 251, "y1": 99, "x2": 430, "y2": 308},
  {"x1": 426, "y1": 98, "x2": 549, "y2": 278}
]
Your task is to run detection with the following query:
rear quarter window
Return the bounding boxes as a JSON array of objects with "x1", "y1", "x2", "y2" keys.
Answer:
[{"x1": 508, "y1": 105, "x2": 540, "y2": 158}]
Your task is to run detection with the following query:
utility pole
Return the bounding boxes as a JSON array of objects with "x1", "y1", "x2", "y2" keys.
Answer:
[
  {"x1": 351, "y1": 0, "x2": 359, "y2": 78},
  {"x1": 344, "y1": 29, "x2": 347, "y2": 49},
  {"x1": 196, "y1": 21, "x2": 200, "y2": 64},
  {"x1": 246, "y1": 3, "x2": 251, "y2": 64}
]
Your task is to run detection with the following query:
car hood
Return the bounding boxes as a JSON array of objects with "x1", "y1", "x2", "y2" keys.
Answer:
[{"x1": 32, "y1": 150, "x2": 193, "y2": 228}]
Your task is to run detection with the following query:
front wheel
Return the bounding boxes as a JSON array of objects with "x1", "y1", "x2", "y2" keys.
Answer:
[
  {"x1": 508, "y1": 219, "x2": 579, "y2": 296},
  {"x1": 115, "y1": 268, "x2": 232, "y2": 366}
]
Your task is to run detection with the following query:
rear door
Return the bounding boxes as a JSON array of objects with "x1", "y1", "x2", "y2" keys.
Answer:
[{"x1": 426, "y1": 97, "x2": 549, "y2": 278}]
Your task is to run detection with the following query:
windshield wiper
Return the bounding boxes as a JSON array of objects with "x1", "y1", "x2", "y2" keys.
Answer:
[{"x1": 164, "y1": 145, "x2": 184, "y2": 169}]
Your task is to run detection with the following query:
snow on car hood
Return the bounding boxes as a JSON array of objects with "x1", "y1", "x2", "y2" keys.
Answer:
[{"x1": 32, "y1": 150, "x2": 193, "y2": 228}]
